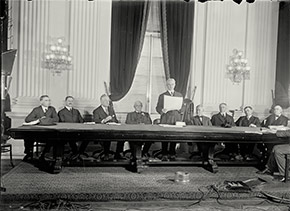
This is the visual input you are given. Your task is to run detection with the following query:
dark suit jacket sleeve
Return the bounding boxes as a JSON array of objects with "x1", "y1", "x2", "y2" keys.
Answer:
[
  {"x1": 254, "y1": 117, "x2": 261, "y2": 127},
  {"x1": 51, "y1": 107, "x2": 59, "y2": 122},
  {"x1": 58, "y1": 110, "x2": 65, "y2": 122},
  {"x1": 76, "y1": 110, "x2": 84, "y2": 123},
  {"x1": 156, "y1": 94, "x2": 163, "y2": 115},
  {"x1": 206, "y1": 118, "x2": 212, "y2": 126},
  {"x1": 93, "y1": 109, "x2": 103, "y2": 123},
  {"x1": 125, "y1": 113, "x2": 133, "y2": 124},
  {"x1": 210, "y1": 115, "x2": 216, "y2": 126},
  {"x1": 25, "y1": 108, "x2": 39, "y2": 123},
  {"x1": 282, "y1": 116, "x2": 289, "y2": 126},
  {"x1": 235, "y1": 117, "x2": 242, "y2": 126},
  {"x1": 146, "y1": 113, "x2": 152, "y2": 124},
  {"x1": 228, "y1": 116, "x2": 235, "y2": 126}
]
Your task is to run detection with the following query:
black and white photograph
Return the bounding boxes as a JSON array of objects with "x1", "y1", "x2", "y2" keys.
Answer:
[{"x1": 1, "y1": 0, "x2": 290, "y2": 210}]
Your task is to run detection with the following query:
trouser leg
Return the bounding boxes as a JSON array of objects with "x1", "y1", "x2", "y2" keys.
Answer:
[
  {"x1": 142, "y1": 142, "x2": 152, "y2": 155},
  {"x1": 41, "y1": 143, "x2": 52, "y2": 157},
  {"x1": 273, "y1": 144, "x2": 290, "y2": 176},
  {"x1": 103, "y1": 141, "x2": 111, "y2": 154},
  {"x1": 79, "y1": 140, "x2": 90, "y2": 154},
  {"x1": 169, "y1": 142, "x2": 176, "y2": 155},
  {"x1": 68, "y1": 141, "x2": 78, "y2": 154},
  {"x1": 116, "y1": 141, "x2": 124, "y2": 154},
  {"x1": 24, "y1": 139, "x2": 34, "y2": 155},
  {"x1": 266, "y1": 152, "x2": 278, "y2": 173},
  {"x1": 162, "y1": 142, "x2": 169, "y2": 155}
]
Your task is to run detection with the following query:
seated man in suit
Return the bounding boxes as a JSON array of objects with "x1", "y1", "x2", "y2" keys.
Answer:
[
  {"x1": 156, "y1": 78, "x2": 183, "y2": 161},
  {"x1": 93, "y1": 94, "x2": 125, "y2": 161},
  {"x1": 211, "y1": 103, "x2": 236, "y2": 159},
  {"x1": 58, "y1": 96, "x2": 84, "y2": 159},
  {"x1": 262, "y1": 105, "x2": 288, "y2": 127},
  {"x1": 235, "y1": 106, "x2": 261, "y2": 161},
  {"x1": 125, "y1": 100, "x2": 152, "y2": 160},
  {"x1": 187, "y1": 105, "x2": 213, "y2": 161},
  {"x1": 23, "y1": 95, "x2": 59, "y2": 161},
  {"x1": 258, "y1": 105, "x2": 289, "y2": 177},
  {"x1": 258, "y1": 143, "x2": 290, "y2": 181}
]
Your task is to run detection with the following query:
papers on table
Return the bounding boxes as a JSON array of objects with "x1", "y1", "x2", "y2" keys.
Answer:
[
  {"x1": 106, "y1": 122, "x2": 121, "y2": 126},
  {"x1": 159, "y1": 124, "x2": 184, "y2": 128},
  {"x1": 83, "y1": 122, "x2": 96, "y2": 125},
  {"x1": 164, "y1": 95, "x2": 183, "y2": 112},
  {"x1": 22, "y1": 120, "x2": 39, "y2": 126}
]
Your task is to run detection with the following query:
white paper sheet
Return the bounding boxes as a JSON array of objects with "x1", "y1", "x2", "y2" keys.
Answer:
[{"x1": 164, "y1": 95, "x2": 183, "y2": 112}]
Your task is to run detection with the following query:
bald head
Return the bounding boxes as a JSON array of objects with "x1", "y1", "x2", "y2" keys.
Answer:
[
  {"x1": 273, "y1": 105, "x2": 283, "y2": 116},
  {"x1": 100, "y1": 94, "x2": 110, "y2": 107},
  {"x1": 166, "y1": 78, "x2": 176, "y2": 92},
  {"x1": 196, "y1": 105, "x2": 204, "y2": 116},
  {"x1": 134, "y1": 100, "x2": 143, "y2": 112}
]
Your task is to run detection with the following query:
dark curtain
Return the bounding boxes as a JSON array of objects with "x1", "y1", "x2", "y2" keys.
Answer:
[
  {"x1": 110, "y1": 0, "x2": 149, "y2": 101},
  {"x1": 159, "y1": 1, "x2": 194, "y2": 96},
  {"x1": 275, "y1": 2, "x2": 290, "y2": 108}
]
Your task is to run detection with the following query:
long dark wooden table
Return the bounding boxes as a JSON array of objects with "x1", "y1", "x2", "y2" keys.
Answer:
[{"x1": 9, "y1": 123, "x2": 290, "y2": 173}]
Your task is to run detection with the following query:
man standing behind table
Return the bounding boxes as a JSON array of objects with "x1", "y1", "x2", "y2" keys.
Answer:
[
  {"x1": 125, "y1": 100, "x2": 153, "y2": 160},
  {"x1": 156, "y1": 78, "x2": 183, "y2": 161},
  {"x1": 211, "y1": 103, "x2": 236, "y2": 160},
  {"x1": 235, "y1": 106, "x2": 261, "y2": 161},
  {"x1": 58, "y1": 96, "x2": 84, "y2": 160},
  {"x1": 92, "y1": 94, "x2": 125, "y2": 161},
  {"x1": 23, "y1": 95, "x2": 59, "y2": 161},
  {"x1": 187, "y1": 105, "x2": 213, "y2": 162}
]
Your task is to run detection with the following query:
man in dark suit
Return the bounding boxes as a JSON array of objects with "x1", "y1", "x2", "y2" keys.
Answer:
[
  {"x1": 187, "y1": 105, "x2": 213, "y2": 161},
  {"x1": 262, "y1": 105, "x2": 288, "y2": 127},
  {"x1": 156, "y1": 78, "x2": 183, "y2": 161},
  {"x1": 93, "y1": 94, "x2": 124, "y2": 161},
  {"x1": 23, "y1": 95, "x2": 59, "y2": 161},
  {"x1": 58, "y1": 96, "x2": 84, "y2": 159},
  {"x1": 125, "y1": 100, "x2": 152, "y2": 160},
  {"x1": 235, "y1": 106, "x2": 261, "y2": 160},
  {"x1": 211, "y1": 103, "x2": 236, "y2": 159},
  {"x1": 258, "y1": 105, "x2": 289, "y2": 177}
]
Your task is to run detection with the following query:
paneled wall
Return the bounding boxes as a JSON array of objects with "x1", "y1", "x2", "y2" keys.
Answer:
[
  {"x1": 7, "y1": 0, "x2": 111, "y2": 126},
  {"x1": 188, "y1": 1, "x2": 279, "y2": 119}
]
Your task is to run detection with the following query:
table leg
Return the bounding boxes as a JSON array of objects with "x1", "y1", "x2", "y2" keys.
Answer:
[
  {"x1": 131, "y1": 142, "x2": 146, "y2": 173},
  {"x1": 208, "y1": 144, "x2": 218, "y2": 173},
  {"x1": 284, "y1": 154, "x2": 289, "y2": 183}
]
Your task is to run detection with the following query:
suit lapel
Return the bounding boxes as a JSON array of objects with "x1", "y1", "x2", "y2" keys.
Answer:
[{"x1": 217, "y1": 113, "x2": 226, "y2": 123}]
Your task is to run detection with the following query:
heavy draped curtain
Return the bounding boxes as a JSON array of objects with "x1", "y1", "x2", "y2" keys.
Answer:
[
  {"x1": 275, "y1": 2, "x2": 290, "y2": 108},
  {"x1": 159, "y1": 1, "x2": 194, "y2": 97},
  {"x1": 110, "y1": 0, "x2": 149, "y2": 101}
]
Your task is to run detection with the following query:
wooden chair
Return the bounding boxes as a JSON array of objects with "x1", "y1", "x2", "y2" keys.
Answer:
[{"x1": 1, "y1": 142, "x2": 14, "y2": 168}]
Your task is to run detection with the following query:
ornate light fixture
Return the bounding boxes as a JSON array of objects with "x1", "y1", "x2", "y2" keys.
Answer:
[
  {"x1": 43, "y1": 38, "x2": 72, "y2": 75},
  {"x1": 226, "y1": 49, "x2": 250, "y2": 84}
]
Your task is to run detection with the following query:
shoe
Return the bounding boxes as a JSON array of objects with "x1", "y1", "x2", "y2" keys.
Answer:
[
  {"x1": 256, "y1": 168, "x2": 273, "y2": 176},
  {"x1": 142, "y1": 153, "x2": 150, "y2": 161},
  {"x1": 23, "y1": 154, "x2": 33, "y2": 162},
  {"x1": 214, "y1": 143, "x2": 225, "y2": 155},
  {"x1": 168, "y1": 154, "x2": 176, "y2": 161},
  {"x1": 70, "y1": 153, "x2": 79, "y2": 161},
  {"x1": 161, "y1": 155, "x2": 169, "y2": 162},
  {"x1": 244, "y1": 154, "x2": 255, "y2": 161},
  {"x1": 103, "y1": 154, "x2": 110, "y2": 161}
]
